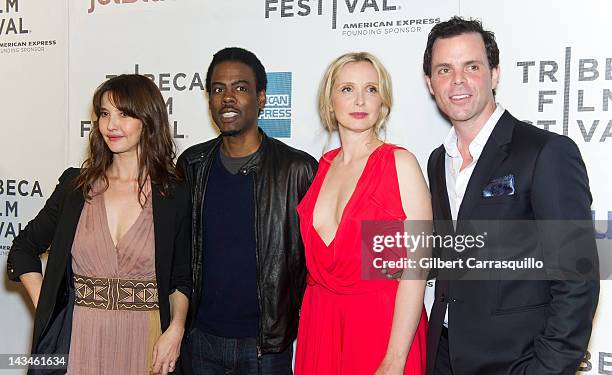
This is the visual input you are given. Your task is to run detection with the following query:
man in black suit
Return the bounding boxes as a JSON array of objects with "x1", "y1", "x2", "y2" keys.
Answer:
[{"x1": 423, "y1": 17, "x2": 599, "y2": 374}]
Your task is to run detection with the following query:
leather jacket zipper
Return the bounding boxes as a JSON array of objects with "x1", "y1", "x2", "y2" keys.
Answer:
[
  {"x1": 252, "y1": 171, "x2": 264, "y2": 361},
  {"x1": 191, "y1": 151, "x2": 213, "y2": 324}
]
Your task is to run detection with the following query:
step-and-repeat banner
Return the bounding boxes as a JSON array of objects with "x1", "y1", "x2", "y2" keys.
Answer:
[
  {"x1": 0, "y1": 0, "x2": 67, "y2": 368},
  {"x1": 1, "y1": 0, "x2": 610, "y2": 373}
]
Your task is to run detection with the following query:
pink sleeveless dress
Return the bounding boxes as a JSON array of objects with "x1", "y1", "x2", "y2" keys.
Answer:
[
  {"x1": 67, "y1": 190, "x2": 161, "y2": 375},
  {"x1": 294, "y1": 144, "x2": 427, "y2": 375}
]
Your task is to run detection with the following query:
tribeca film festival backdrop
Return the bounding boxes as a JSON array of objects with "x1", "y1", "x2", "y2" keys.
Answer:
[{"x1": 1, "y1": 0, "x2": 610, "y2": 373}]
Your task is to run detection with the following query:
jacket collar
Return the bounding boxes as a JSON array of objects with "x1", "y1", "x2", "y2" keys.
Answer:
[
  {"x1": 456, "y1": 110, "x2": 514, "y2": 220},
  {"x1": 241, "y1": 128, "x2": 268, "y2": 174},
  {"x1": 184, "y1": 127, "x2": 270, "y2": 173}
]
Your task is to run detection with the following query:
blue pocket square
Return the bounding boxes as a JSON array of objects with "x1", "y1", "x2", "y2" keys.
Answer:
[{"x1": 482, "y1": 174, "x2": 515, "y2": 197}]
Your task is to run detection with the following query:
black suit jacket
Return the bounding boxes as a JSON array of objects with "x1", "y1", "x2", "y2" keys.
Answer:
[
  {"x1": 7, "y1": 168, "x2": 191, "y2": 375},
  {"x1": 425, "y1": 111, "x2": 599, "y2": 375}
]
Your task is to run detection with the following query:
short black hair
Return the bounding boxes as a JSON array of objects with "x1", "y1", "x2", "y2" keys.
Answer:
[
  {"x1": 205, "y1": 47, "x2": 267, "y2": 93},
  {"x1": 423, "y1": 16, "x2": 499, "y2": 77}
]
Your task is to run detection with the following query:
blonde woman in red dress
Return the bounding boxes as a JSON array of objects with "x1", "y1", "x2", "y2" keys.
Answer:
[{"x1": 295, "y1": 52, "x2": 430, "y2": 375}]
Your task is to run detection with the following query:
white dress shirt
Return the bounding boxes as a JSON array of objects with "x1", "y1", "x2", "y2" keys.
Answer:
[{"x1": 442, "y1": 104, "x2": 505, "y2": 327}]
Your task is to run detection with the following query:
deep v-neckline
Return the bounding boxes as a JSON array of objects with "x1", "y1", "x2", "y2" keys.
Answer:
[
  {"x1": 311, "y1": 144, "x2": 384, "y2": 247},
  {"x1": 100, "y1": 192, "x2": 147, "y2": 250}
]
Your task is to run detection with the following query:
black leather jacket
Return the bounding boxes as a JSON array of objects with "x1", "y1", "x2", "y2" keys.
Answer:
[{"x1": 177, "y1": 129, "x2": 317, "y2": 354}]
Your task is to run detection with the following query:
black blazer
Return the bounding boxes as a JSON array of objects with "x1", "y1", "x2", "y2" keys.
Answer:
[
  {"x1": 425, "y1": 111, "x2": 599, "y2": 375},
  {"x1": 7, "y1": 168, "x2": 191, "y2": 375}
]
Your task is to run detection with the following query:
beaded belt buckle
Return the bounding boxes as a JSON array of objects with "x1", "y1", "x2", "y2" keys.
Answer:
[{"x1": 73, "y1": 274, "x2": 159, "y2": 311}]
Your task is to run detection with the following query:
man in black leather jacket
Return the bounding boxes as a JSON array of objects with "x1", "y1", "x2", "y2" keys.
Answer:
[{"x1": 177, "y1": 47, "x2": 317, "y2": 374}]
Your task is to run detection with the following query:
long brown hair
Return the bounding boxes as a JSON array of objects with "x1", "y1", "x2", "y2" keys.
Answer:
[{"x1": 75, "y1": 74, "x2": 179, "y2": 206}]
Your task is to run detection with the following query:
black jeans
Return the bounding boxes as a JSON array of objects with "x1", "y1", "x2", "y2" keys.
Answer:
[{"x1": 188, "y1": 328, "x2": 293, "y2": 375}]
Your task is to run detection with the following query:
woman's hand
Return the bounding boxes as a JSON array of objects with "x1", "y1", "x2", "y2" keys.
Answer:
[
  {"x1": 150, "y1": 323, "x2": 184, "y2": 375},
  {"x1": 374, "y1": 357, "x2": 405, "y2": 375},
  {"x1": 151, "y1": 289, "x2": 189, "y2": 374}
]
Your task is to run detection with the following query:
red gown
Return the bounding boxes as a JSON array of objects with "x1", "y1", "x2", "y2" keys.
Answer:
[{"x1": 295, "y1": 144, "x2": 427, "y2": 375}]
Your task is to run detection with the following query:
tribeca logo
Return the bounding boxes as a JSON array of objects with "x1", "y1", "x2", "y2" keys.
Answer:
[
  {"x1": 516, "y1": 47, "x2": 612, "y2": 142},
  {"x1": 81, "y1": 64, "x2": 192, "y2": 140},
  {"x1": 0, "y1": 179, "x2": 43, "y2": 241},
  {"x1": 88, "y1": 0, "x2": 165, "y2": 14},
  {"x1": 592, "y1": 210, "x2": 612, "y2": 240},
  {"x1": 578, "y1": 350, "x2": 612, "y2": 373},
  {"x1": 0, "y1": 0, "x2": 30, "y2": 35},
  {"x1": 259, "y1": 72, "x2": 292, "y2": 138},
  {"x1": 264, "y1": 0, "x2": 398, "y2": 29}
]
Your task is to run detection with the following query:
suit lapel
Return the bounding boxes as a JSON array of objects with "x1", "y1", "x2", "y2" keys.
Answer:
[
  {"x1": 427, "y1": 147, "x2": 452, "y2": 375},
  {"x1": 434, "y1": 147, "x2": 453, "y2": 223},
  {"x1": 430, "y1": 146, "x2": 454, "y2": 238},
  {"x1": 457, "y1": 111, "x2": 514, "y2": 221}
]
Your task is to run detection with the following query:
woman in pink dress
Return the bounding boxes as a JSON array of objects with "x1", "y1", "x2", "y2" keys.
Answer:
[
  {"x1": 8, "y1": 74, "x2": 190, "y2": 375},
  {"x1": 294, "y1": 52, "x2": 431, "y2": 374}
]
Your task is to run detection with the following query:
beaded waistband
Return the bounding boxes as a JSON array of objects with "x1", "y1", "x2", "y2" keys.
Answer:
[{"x1": 73, "y1": 273, "x2": 159, "y2": 311}]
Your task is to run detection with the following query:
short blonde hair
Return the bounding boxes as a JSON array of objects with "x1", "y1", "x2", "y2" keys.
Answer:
[{"x1": 318, "y1": 52, "x2": 393, "y2": 138}]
